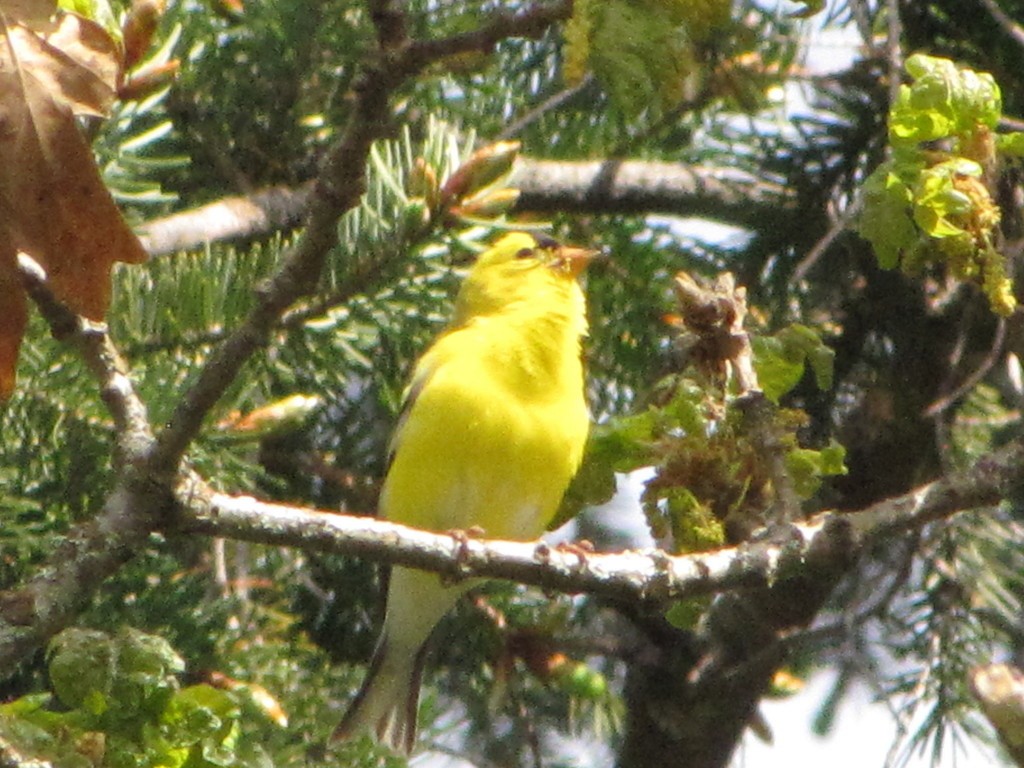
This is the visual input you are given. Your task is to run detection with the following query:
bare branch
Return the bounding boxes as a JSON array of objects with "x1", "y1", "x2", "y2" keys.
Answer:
[
  {"x1": 1, "y1": 257, "x2": 164, "y2": 672},
  {"x1": 136, "y1": 184, "x2": 312, "y2": 257},
  {"x1": 924, "y1": 318, "x2": 1007, "y2": 417},
  {"x1": 979, "y1": 0, "x2": 1024, "y2": 50},
  {"x1": 135, "y1": 160, "x2": 787, "y2": 259},
  {"x1": 403, "y1": 2, "x2": 571, "y2": 67},
  {"x1": 168, "y1": 432, "x2": 1024, "y2": 603},
  {"x1": 849, "y1": 434, "x2": 1024, "y2": 536},
  {"x1": 176, "y1": 484, "x2": 853, "y2": 604},
  {"x1": 511, "y1": 159, "x2": 788, "y2": 225},
  {"x1": 0, "y1": 484, "x2": 164, "y2": 672},
  {"x1": 16, "y1": 253, "x2": 153, "y2": 465}
]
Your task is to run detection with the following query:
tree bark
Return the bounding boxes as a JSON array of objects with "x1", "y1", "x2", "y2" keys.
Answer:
[{"x1": 136, "y1": 159, "x2": 790, "y2": 256}]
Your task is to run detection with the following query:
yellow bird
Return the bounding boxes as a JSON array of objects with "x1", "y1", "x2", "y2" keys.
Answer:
[{"x1": 332, "y1": 231, "x2": 594, "y2": 753}]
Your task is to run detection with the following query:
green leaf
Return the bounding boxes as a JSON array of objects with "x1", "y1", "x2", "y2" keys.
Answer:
[
  {"x1": 892, "y1": 55, "x2": 1002, "y2": 143},
  {"x1": 665, "y1": 598, "x2": 710, "y2": 629},
  {"x1": 47, "y1": 629, "x2": 117, "y2": 712},
  {"x1": 579, "y1": 0, "x2": 693, "y2": 117},
  {"x1": 997, "y1": 132, "x2": 1024, "y2": 156},
  {"x1": 752, "y1": 325, "x2": 834, "y2": 402},
  {"x1": 858, "y1": 167, "x2": 917, "y2": 269},
  {"x1": 644, "y1": 486, "x2": 725, "y2": 552},
  {"x1": 785, "y1": 441, "x2": 847, "y2": 498}
]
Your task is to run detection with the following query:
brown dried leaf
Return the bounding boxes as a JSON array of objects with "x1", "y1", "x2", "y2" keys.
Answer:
[
  {"x1": 7, "y1": 14, "x2": 118, "y2": 116},
  {"x1": 0, "y1": 12, "x2": 145, "y2": 398},
  {"x1": 0, "y1": 253, "x2": 28, "y2": 399},
  {"x1": 0, "y1": 0, "x2": 57, "y2": 30}
]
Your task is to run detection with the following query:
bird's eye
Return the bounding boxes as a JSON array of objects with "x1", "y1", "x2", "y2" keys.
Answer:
[{"x1": 515, "y1": 247, "x2": 534, "y2": 259}]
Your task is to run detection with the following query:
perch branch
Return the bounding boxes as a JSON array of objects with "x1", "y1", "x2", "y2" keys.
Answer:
[{"x1": 168, "y1": 432, "x2": 1024, "y2": 603}]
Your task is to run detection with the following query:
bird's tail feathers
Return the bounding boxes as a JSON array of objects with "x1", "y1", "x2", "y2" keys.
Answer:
[{"x1": 332, "y1": 635, "x2": 427, "y2": 755}]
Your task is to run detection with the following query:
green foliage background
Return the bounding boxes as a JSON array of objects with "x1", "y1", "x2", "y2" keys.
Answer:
[{"x1": 5, "y1": 0, "x2": 1024, "y2": 766}]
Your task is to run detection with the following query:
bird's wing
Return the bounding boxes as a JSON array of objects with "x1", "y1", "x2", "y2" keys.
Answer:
[{"x1": 384, "y1": 352, "x2": 440, "y2": 473}]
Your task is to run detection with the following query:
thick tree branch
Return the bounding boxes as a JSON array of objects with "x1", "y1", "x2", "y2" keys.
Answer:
[
  {"x1": 615, "y1": 433, "x2": 1024, "y2": 768},
  {"x1": 136, "y1": 184, "x2": 312, "y2": 257},
  {"x1": 136, "y1": 161, "x2": 790, "y2": 258},
  {"x1": 512, "y1": 159, "x2": 787, "y2": 226},
  {"x1": 0, "y1": 484, "x2": 166, "y2": 674},
  {"x1": 165, "y1": 432, "x2": 1024, "y2": 603},
  {"x1": 175, "y1": 485, "x2": 853, "y2": 603},
  {"x1": 1, "y1": 258, "x2": 165, "y2": 672}
]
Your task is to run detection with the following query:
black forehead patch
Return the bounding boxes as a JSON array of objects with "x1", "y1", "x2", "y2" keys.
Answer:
[{"x1": 534, "y1": 234, "x2": 560, "y2": 250}]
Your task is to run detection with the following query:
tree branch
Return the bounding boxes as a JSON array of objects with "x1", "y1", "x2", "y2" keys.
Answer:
[
  {"x1": 135, "y1": 161, "x2": 790, "y2": 258},
  {"x1": 1, "y1": 257, "x2": 165, "y2": 672},
  {"x1": 0, "y1": 0, "x2": 576, "y2": 674},
  {"x1": 978, "y1": 0, "x2": 1024, "y2": 50},
  {"x1": 175, "y1": 484, "x2": 854, "y2": 603},
  {"x1": 136, "y1": 184, "x2": 312, "y2": 257},
  {"x1": 16, "y1": 253, "x2": 152, "y2": 456},
  {"x1": 511, "y1": 159, "x2": 788, "y2": 226},
  {"x1": 166, "y1": 431, "x2": 1024, "y2": 603}
]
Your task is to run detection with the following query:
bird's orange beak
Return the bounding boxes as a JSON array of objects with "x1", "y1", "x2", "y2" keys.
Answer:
[{"x1": 554, "y1": 245, "x2": 600, "y2": 278}]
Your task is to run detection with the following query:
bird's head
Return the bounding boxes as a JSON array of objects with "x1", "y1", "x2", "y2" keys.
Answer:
[{"x1": 453, "y1": 232, "x2": 597, "y2": 326}]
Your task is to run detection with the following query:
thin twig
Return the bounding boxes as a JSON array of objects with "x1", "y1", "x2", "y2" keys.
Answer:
[
  {"x1": 790, "y1": 198, "x2": 862, "y2": 285},
  {"x1": 885, "y1": 0, "x2": 903, "y2": 111},
  {"x1": 979, "y1": 0, "x2": 1024, "y2": 49},
  {"x1": 498, "y1": 74, "x2": 595, "y2": 140},
  {"x1": 16, "y1": 253, "x2": 154, "y2": 463},
  {"x1": 924, "y1": 318, "x2": 1006, "y2": 417}
]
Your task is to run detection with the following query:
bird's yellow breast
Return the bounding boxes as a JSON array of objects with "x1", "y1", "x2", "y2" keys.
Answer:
[{"x1": 380, "y1": 309, "x2": 588, "y2": 538}]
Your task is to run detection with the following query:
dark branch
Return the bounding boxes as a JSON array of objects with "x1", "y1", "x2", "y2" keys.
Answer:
[
  {"x1": 511, "y1": 160, "x2": 789, "y2": 226},
  {"x1": 135, "y1": 161, "x2": 788, "y2": 258}
]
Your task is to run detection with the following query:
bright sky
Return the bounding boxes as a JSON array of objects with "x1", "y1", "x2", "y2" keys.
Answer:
[{"x1": 734, "y1": 672, "x2": 1002, "y2": 768}]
